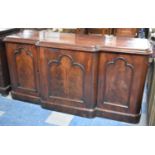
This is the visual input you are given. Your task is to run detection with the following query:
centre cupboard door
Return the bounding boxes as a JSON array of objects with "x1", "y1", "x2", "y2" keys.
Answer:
[
  {"x1": 38, "y1": 47, "x2": 98, "y2": 117},
  {"x1": 5, "y1": 43, "x2": 40, "y2": 102}
]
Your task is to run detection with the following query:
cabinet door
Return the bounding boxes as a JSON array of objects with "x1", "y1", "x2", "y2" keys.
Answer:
[
  {"x1": 39, "y1": 47, "x2": 98, "y2": 111},
  {"x1": 97, "y1": 53, "x2": 148, "y2": 115},
  {"x1": 6, "y1": 43, "x2": 39, "y2": 96}
]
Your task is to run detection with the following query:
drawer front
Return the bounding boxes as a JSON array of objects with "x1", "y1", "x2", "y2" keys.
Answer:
[
  {"x1": 39, "y1": 47, "x2": 98, "y2": 109},
  {"x1": 97, "y1": 52, "x2": 148, "y2": 114},
  {"x1": 5, "y1": 43, "x2": 39, "y2": 96}
]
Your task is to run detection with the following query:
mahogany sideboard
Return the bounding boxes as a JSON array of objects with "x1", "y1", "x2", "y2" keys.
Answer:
[
  {"x1": 0, "y1": 28, "x2": 20, "y2": 95},
  {"x1": 4, "y1": 30, "x2": 152, "y2": 123}
]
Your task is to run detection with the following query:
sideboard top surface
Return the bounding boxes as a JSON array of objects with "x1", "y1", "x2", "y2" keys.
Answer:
[
  {"x1": 3, "y1": 30, "x2": 39, "y2": 44},
  {"x1": 4, "y1": 29, "x2": 152, "y2": 55}
]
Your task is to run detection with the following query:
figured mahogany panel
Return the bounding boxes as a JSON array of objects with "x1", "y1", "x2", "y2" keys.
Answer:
[
  {"x1": 48, "y1": 54, "x2": 85, "y2": 102},
  {"x1": 104, "y1": 57, "x2": 134, "y2": 108},
  {"x1": 15, "y1": 47, "x2": 35, "y2": 90}
]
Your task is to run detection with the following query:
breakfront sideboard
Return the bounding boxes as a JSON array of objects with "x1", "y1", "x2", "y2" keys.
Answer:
[
  {"x1": 4, "y1": 30, "x2": 152, "y2": 123},
  {"x1": 0, "y1": 28, "x2": 20, "y2": 95}
]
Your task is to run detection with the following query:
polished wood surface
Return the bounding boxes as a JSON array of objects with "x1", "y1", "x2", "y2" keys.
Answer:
[
  {"x1": 4, "y1": 29, "x2": 40, "y2": 44},
  {"x1": 4, "y1": 30, "x2": 152, "y2": 123},
  {"x1": 0, "y1": 28, "x2": 20, "y2": 95}
]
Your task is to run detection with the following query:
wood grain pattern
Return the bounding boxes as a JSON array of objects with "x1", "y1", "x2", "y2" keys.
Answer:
[
  {"x1": 15, "y1": 47, "x2": 36, "y2": 91},
  {"x1": 104, "y1": 57, "x2": 134, "y2": 108},
  {"x1": 48, "y1": 54, "x2": 85, "y2": 102}
]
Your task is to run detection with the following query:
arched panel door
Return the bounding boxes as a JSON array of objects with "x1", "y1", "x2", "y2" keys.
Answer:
[
  {"x1": 97, "y1": 52, "x2": 148, "y2": 117},
  {"x1": 103, "y1": 57, "x2": 134, "y2": 108},
  {"x1": 6, "y1": 43, "x2": 39, "y2": 96}
]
